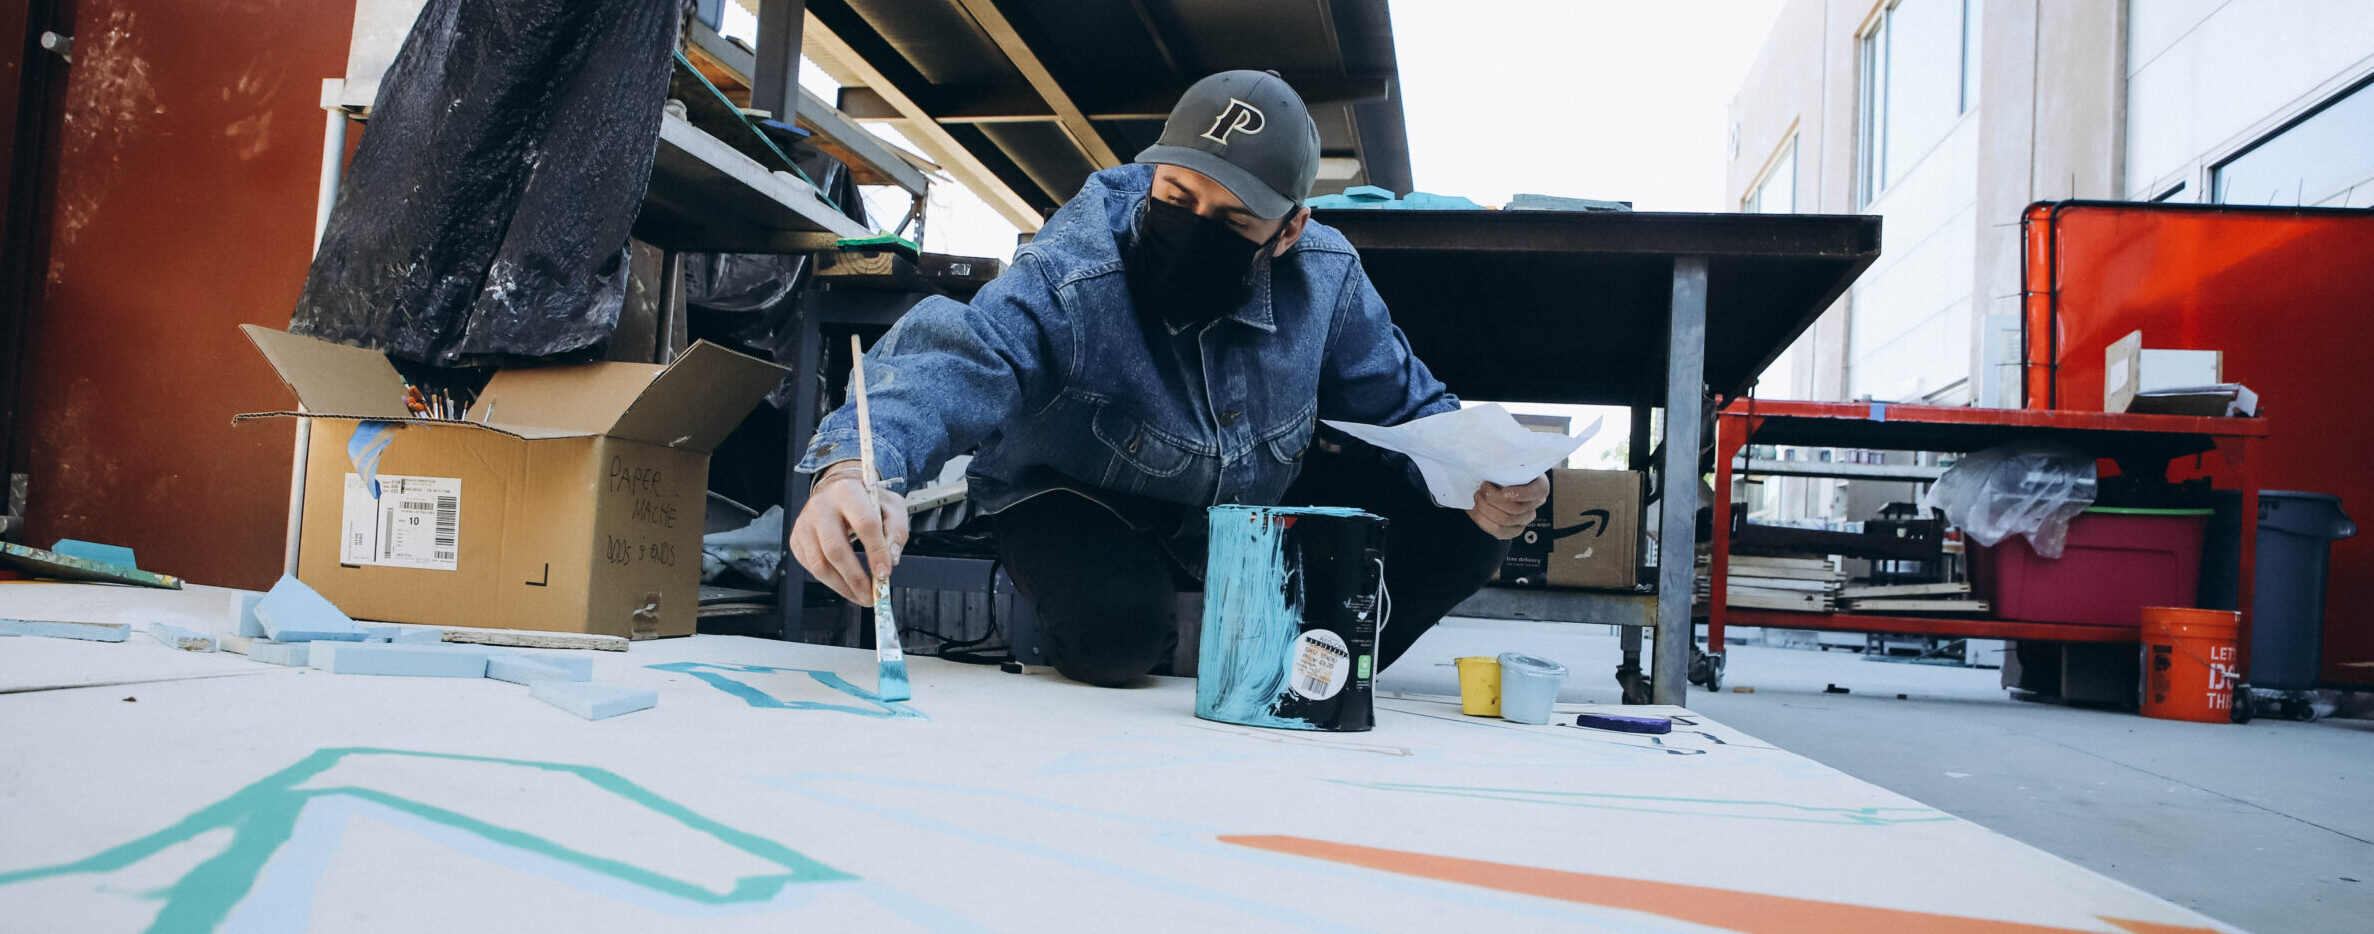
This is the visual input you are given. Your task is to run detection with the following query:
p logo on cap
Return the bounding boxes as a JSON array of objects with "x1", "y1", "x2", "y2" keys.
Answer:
[{"x1": 1201, "y1": 98, "x2": 1266, "y2": 146}]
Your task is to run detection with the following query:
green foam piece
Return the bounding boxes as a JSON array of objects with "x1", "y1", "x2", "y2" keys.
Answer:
[{"x1": 51, "y1": 539, "x2": 137, "y2": 568}]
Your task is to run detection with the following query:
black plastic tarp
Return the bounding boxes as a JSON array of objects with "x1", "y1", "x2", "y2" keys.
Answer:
[{"x1": 291, "y1": 0, "x2": 685, "y2": 365}]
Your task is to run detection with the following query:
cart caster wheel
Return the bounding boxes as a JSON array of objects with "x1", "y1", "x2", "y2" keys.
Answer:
[
  {"x1": 2283, "y1": 697, "x2": 2316, "y2": 721},
  {"x1": 2230, "y1": 684, "x2": 2253, "y2": 724}
]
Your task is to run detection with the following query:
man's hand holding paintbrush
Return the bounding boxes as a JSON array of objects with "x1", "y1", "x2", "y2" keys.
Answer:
[{"x1": 790, "y1": 460, "x2": 906, "y2": 604}]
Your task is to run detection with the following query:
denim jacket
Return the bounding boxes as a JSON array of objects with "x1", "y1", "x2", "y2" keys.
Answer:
[{"x1": 797, "y1": 163, "x2": 1457, "y2": 531}]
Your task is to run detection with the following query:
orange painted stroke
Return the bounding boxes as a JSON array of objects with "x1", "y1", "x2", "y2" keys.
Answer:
[{"x1": 1217, "y1": 835, "x2": 2217, "y2": 934}]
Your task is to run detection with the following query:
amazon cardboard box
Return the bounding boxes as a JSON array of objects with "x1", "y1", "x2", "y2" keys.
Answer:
[
  {"x1": 236, "y1": 326, "x2": 787, "y2": 638},
  {"x1": 1496, "y1": 468, "x2": 1643, "y2": 591}
]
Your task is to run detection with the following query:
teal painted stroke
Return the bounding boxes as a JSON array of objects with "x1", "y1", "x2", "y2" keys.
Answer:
[
  {"x1": 1326, "y1": 780, "x2": 1956, "y2": 827},
  {"x1": 0, "y1": 748, "x2": 852, "y2": 933},
  {"x1": 646, "y1": 662, "x2": 925, "y2": 719}
]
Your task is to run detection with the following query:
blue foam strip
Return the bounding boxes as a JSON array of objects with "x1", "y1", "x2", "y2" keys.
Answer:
[
  {"x1": 249, "y1": 640, "x2": 310, "y2": 667},
  {"x1": 254, "y1": 575, "x2": 366, "y2": 643},
  {"x1": 489, "y1": 653, "x2": 592, "y2": 682},
  {"x1": 0, "y1": 618, "x2": 131, "y2": 642},
  {"x1": 310, "y1": 642, "x2": 492, "y2": 678},
  {"x1": 147, "y1": 622, "x2": 216, "y2": 652},
  {"x1": 360, "y1": 625, "x2": 400, "y2": 643},
  {"x1": 390, "y1": 627, "x2": 444, "y2": 644},
  {"x1": 530, "y1": 682, "x2": 657, "y2": 720},
  {"x1": 486, "y1": 655, "x2": 583, "y2": 685},
  {"x1": 52, "y1": 539, "x2": 138, "y2": 569}
]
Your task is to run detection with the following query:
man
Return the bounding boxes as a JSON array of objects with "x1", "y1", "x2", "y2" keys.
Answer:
[{"x1": 791, "y1": 70, "x2": 1548, "y2": 687}]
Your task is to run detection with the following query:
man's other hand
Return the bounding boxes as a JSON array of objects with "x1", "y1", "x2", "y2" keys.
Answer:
[
  {"x1": 1468, "y1": 475, "x2": 1549, "y2": 539},
  {"x1": 789, "y1": 462, "x2": 910, "y2": 603}
]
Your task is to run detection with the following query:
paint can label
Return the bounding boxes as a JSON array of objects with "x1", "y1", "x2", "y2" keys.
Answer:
[{"x1": 1290, "y1": 630, "x2": 1351, "y2": 700}]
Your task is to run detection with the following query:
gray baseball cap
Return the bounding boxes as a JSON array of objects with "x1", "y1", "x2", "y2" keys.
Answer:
[{"x1": 1135, "y1": 70, "x2": 1320, "y2": 220}]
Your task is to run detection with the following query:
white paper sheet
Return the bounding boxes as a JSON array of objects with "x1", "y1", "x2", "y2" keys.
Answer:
[{"x1": 1323, "y1": 403, "x2": 1595, "y2": 509}]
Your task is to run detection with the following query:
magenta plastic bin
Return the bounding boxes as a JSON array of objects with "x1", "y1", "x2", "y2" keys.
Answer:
[{"x1": 1970, "y1": 508, "x2": 2211, "y2": 629}]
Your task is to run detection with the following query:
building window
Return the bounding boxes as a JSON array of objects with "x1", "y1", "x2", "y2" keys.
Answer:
[
  {"x1": 1859, "y1": 0, "x2": 1983, "y2": 205},
  {"x1": 1745, "y1": 139, "x2": 1798, "y2": 214},
  {"x1": 2212, "y1": 74, "x2": 2374, "y2": 207}
]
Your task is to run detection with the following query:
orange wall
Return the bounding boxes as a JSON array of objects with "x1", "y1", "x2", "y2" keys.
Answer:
[{"x1": 19, "y1": 0, "x2": 356, "y2": 589}]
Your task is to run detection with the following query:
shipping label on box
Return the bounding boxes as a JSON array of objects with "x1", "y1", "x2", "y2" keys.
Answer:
[
  {"x1": 340, "y1": 474, "x2": 461, "y2": 571},
  {"x1": 1497, "y1": 469, "x2": 1642, "y2": 591}
]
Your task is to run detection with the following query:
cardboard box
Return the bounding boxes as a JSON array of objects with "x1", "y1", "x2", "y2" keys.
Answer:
[
  {"x1": 1496, "y1": 468, "x2": 1643, "y2": 591},
  {"x1": 237, "y1": 326, "x2": 786, "y2": 638},
  {"x1": 2104, "y1": 330, "x2": 2224, "y2": 413}
]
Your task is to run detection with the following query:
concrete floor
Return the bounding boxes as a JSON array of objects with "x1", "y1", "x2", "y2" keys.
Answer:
[{"x1": 1382, "y1": 618, "x2": 2374, "y2": 934}]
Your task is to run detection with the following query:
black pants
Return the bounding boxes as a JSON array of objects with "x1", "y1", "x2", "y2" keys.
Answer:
[{"x1": 989, "y1": 446, "x2": 1511, "y2": 687}]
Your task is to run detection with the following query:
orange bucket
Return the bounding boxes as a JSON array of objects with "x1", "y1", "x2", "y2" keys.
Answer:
[{"x1": 2138, "y1": 607, "x2": 2242, "y2": 723}]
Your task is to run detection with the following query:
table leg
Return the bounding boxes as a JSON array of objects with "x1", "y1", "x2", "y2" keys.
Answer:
[{"x1": 1653, "y1": 256, "x2": 1709, "y2": 706}]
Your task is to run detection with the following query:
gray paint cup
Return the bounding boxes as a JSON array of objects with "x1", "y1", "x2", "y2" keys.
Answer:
[{"x1": 1497, "y1": 653, "x2": 1568, "y2": 724}]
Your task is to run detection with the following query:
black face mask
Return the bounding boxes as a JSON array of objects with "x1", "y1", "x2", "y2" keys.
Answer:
[{"x1": 1126, "y1": 196, "x2": 1279, "y2": 327}]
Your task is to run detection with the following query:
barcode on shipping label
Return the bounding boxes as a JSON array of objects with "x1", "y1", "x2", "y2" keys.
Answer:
[{"x1": 341, "y1": 474, "x2": 462, "y2": 571}]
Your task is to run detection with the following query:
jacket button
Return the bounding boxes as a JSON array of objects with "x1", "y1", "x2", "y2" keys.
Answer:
[
  {"x1": 1219, "y1": 410, "x2": 1241, "y2": 426},
  {"x1": 1129, "y1": 435, "x2": 1143, "y2": 453}
]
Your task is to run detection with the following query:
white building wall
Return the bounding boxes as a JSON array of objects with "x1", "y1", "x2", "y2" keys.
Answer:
[
  {"x1": 2126, "y1": 0, "x2": 2374, "y2": 202},
  {"x1": 1848, "y1": 113, "x2": 1980, "y2": 403}
]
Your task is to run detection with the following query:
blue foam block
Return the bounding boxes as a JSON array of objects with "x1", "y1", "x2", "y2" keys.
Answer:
[
  {"x1": 147, "y1": 622, "x2": 215, "y2": 652},
  {"x1": 51, "y1": 539, "x2": 138, "y2": 569},
  {"x1": 0, "y1": 618, "x2": 131, "y2": 642},
  {"x1": 310, "y1": 642, "x2": 491, "y2": 678},
  {"x1": 530, "y1": 682, "x2": 656, "y2": 720},
  {"x1": 360, "y1": 625, "x2": 399, "y2": 643},
  {"x1": 254, "y1": 575, "x2": 366, "y2": 643},
  {"x1": 391, "y1": 626, "x2": 444, "y2": 644},
  {"x1": 486, "y1": 654, "x2": 592, "y2": 684},
  {"x1": 234, "y1": 591, "x2": 266, "y2": 638},
  {"x1": 249, "y1": 640, "x2": 310, "y2": 667}
]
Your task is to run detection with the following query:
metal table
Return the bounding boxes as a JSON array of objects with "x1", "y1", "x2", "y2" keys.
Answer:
[
  {"x1": 1318, "y1": 209, "x2": 1882, "y2": 705},
  {"x1": 776, "y1": 210, "x2": 1884, "y2": 707}
]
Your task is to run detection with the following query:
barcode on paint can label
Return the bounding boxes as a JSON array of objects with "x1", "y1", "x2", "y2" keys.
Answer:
[
  {"x1": 340, "y1": 474, "x2": 462, "y2": 571},
  {"x1": 1289, "y1": 629, "x2": 1352, "y2": 700}
]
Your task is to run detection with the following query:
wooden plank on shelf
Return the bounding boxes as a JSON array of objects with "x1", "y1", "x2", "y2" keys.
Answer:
[
  {"x1": 1843, "y1": 599, "x2": 1992, "y2": 614},
  {"x1": 1839, "y1": 582, "x2": 1972, "y2": 599}
]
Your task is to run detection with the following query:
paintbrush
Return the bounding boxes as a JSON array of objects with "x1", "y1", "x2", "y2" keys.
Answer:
[{"x1": 851, "y1": 334, "x2": 911, "y2": 702}]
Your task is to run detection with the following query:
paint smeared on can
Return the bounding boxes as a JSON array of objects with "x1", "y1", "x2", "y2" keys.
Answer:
[{"x1": 1196, "y1": 505, "x2": 1386, "y2": 732}]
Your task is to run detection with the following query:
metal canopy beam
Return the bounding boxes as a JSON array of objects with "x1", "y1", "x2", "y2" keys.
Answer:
[
  {"x1": 949, "y1": 0, "x2": 1121, "y2": 169},
  {"x1": 834, "y1": 76, "x2": 1395, "y2": 125},
  {"x1": 803, "y1": 7, "x2": 1044, "y2": 230}
]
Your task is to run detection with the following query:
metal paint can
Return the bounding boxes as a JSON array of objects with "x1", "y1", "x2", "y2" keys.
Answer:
[{"x1": 1195, "y1": 505, "x2": 1389, "y2": 732}]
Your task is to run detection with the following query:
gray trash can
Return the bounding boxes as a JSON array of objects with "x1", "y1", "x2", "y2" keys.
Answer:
[{"x1": 2200, "y1": 491, "x2": 2357, "y2": 691}]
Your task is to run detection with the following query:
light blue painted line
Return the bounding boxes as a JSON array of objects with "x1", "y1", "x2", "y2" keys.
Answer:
[
  {"x1": 345, "y1": 421, "x2": 399, "y2": 500},
  {"x1": 0, "y1": 618, "x2": 130, "y2": 642},
  {"x1": 644, "y1": 662, "x2": 924, "y2": 719},
  {"x1": 254, "y1": 575, "x2": 365, "y2": 643},
  {"x1": 532, "y1": 682, "x2": 658, "y2": 720}
]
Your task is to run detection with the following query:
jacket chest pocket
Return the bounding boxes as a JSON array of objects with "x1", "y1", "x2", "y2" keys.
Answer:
[
  {"x1": 1092, "y1": 404, "x2": 1204, "y2": 495},
  {"x1": 1260, "y1": 402, "x2": 1318, "y2": 466}
]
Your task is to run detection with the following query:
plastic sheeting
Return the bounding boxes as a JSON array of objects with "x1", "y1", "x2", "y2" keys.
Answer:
[
  {"x1": 291, "y1": 0, "x2": 685, "y2": 365},
  {"x1": 1923, "y1": 443, "x2": 2099, "y2": 559}
]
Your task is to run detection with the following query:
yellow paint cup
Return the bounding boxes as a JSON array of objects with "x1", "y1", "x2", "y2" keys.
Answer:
[{"x1": 1455, "y1": 656, "x2": 1502, "y2": 716}]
